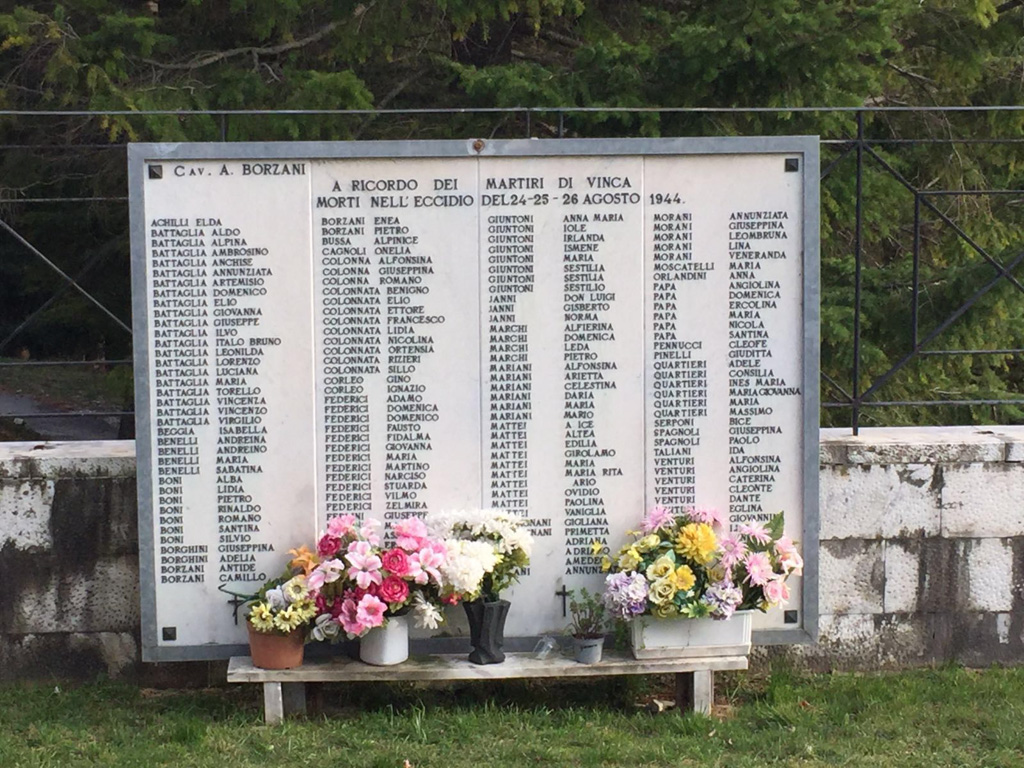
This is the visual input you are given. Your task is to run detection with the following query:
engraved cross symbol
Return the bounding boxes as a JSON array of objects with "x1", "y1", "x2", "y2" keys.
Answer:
[
  {"x1": 226, "y1": 594, "x2": 247, "y2": 626},
  {"x1": 555, "y1": 586, "x2": 571, "y2": 618}
]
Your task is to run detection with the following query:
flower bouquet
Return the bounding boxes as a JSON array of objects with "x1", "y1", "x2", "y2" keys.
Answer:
[
  {"x1": 240, "y1": 569, "x2": 318, "y2": 669},
  {"x1": 599, "y1": 505, "x2": 801, "y2": 659},
  {"x1": 427, "y1": 508, "x2": 534, "y2": 664},
  {"x1": 289, "y1": 514, "x2": 451, "y2": 665}
]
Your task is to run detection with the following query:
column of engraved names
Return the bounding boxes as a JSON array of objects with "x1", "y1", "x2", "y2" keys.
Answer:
[
  {"x1": 650, "y1": 209, "x2": 709, "y2": 510},
  {"x1": 211, "y1": 220, "x2": 274, "y2": 583},
  {"x1": 726, "y1": 210, "x2": 793, "y2": 524},
  {"x1": 486, "y1": 213, "x2": 533, "y2": 521},
  {"x1": 380, "y1": 211, "x2": 440, "y2": 521},
  {"x1": 319, "y1": 212, "x2": 375, "y2": 520},
  {"x1": 562, "y1": 208, "x2": 622, "y2": 575},
  {"x1": 150, "y1": 217, "x2": 210, "y2": 585}
]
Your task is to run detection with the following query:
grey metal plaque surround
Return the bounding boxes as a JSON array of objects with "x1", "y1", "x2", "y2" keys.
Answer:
[{"x1": 129, "y1": 137, "x2": 820, "y2": 661}]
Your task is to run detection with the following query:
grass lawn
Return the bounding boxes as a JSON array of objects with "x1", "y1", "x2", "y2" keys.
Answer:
[{"x1": 1, "y1": 665, "x2": 1022, "y2": 767}]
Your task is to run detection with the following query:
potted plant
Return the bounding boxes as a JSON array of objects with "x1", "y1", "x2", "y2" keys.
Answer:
[
  {"x1": 290, "y1": 514, "x2": 451, "y2": 666},
  {"x1": 567, "y1": 588, "x2": 606, "y2": 664},
  {"x1": 240, "y1": 569, "x2": 318, "y2": 670},
  {"x1": 427, "y1": 508, "x2": 533, "y2": 665},
  {"x1": 598, "y1": 505, "x2": 800, "y2": 659}
]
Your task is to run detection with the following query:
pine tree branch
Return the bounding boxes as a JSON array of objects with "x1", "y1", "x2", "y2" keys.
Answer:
[{"x1": 138, "y1": 20, "x2": 341, "y2": 71}]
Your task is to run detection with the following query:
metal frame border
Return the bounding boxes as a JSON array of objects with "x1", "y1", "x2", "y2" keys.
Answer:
[{"x1": 129, "y1": 136, "x2": 820, "y2": 661}]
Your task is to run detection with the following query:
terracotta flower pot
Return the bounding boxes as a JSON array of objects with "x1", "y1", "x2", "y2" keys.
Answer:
[{"x1": 247, "y1": 621, "x2": 305, "y2": 669}]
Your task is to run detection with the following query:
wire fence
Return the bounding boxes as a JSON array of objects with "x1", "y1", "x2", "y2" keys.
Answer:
[{"x1": 2, "y1": 105, "x2": 1023, "y2": 439}]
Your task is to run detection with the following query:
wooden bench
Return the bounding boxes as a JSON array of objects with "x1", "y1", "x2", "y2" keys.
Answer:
[{"x1": 227, "y1": 651, "x2": 748, "y2": 724}]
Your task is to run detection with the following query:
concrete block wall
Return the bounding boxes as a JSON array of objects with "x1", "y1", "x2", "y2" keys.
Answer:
[
  {"x1": 764, "y1": 426, "x2": 1024, "y2": 671},
  {"x1": 3, "y1": 429, "x2": 1024, "y2": 680}
]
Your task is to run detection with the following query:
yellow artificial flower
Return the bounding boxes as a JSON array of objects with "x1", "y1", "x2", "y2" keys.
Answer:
[
  {"x1": 675, "y1": 523, "x2": 717, "y2": 565},
  {"x1": 672, "y1": 565, "x2": 696, "y2": 592},
  {"x1": 617, "y1": 548, "x2": 642, "y2": 572},
  {"x1": 645, "y1": 555, "x2": 675, "y2": 582},
  {"x1": 636, "y1": 534, "x2": 661, "y2": 553},
  {"x1": 283, "y1": 575, "x2": 309, "y2": 603},
  {"x1": 288, "y1": 545, "x2": 319, "y2": 576},
  {"x1": 600, "y1": 555, "x2": 613, "y2": 573},
  {"x1": 293, "y1": 597, "x2": 317, "y2": 621},
  {"x1": 249, "y1": 603, "x2": 275, "y2": 633},
  {"x1": 653, "y1": 602, "x2": 677, "y2": 619},
  {"x1": 273, "y1": 605, "x2": 304, "y2": 633},
  {"x1": 648, "y1": 577, "x2": 677, "y2": 606},
  {"x1": 591, "y1": 540, "x2": 605, "y2": 556}
]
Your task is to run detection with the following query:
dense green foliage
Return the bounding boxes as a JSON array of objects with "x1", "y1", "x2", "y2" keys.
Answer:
[{"x1": 1, "y1": 0, "x2": 1023, "y2": 426}]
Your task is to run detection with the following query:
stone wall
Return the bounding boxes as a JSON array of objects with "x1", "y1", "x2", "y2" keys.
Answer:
[{"x1": 2, "y1": 428, "x2": 1023, "y2": 680}]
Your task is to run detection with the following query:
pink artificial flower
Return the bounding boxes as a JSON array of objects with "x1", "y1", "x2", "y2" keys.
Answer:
[
  {"x1": 775, "y1": 536, "x2": 804, "y2": 575},
  {"x1": 763, "y1": 575, "x2": 791, "y2": 605},
  {"x1": 356, "y1": 594, "x2": 387, "y2": 629},
  {"x1": 360, "y1": 519, "x2": 382, "y2": 547},
  {"x1": 379, "y1": 575, "x2": 410, "y2": 604},
  {"x1": 338, "y1": 598, "x2": 365, "y2": 636},
  {"x1": 329, "y1": 597, "x2": 345, "y2": 619},
  {"x1": 380, "y1": 548, "x2": 411, "y2": 577},
  {"x1": 318, "y1": 533, "x2": 342, "y2": 558},
  {"x1": 315, "y1": 593, "x2": 328, "y2": 613},
  {"x1": 442, "y1": 593, "x2": 461, "y2": 605},
  {"x1": 689, "y1": 505, "x2": 725, "y2": 529},
  {"x1": 641, "y1": 505, "x2": 675, "y2": 534},
  {"x1": 394, "y1": 517, "x2": 429, "y2": 551},
  {"x1": 738, "y1": 521, "x2": 772, "y2": 545},
  {"x1": 327, "y1": 514, "x2": 358, "y2": 538},
  {"x1": 718, "y1": 535, "x2": 748, "y2": 570},
  {"x1": 744, "y1": 551, "x2": 774, "y2": 586},
  {"x1": 345, "y1": 544, "x2": 383, "y2": 590},
  {"x1": 411, "y1": 547, "x2": 445, "y2": 586},
  {"x1": 309, "y1": 558, "x2": 346, "y2": 591},
  {"x1": 307, "y1": 568, "x2": 326, "y2": 592}
]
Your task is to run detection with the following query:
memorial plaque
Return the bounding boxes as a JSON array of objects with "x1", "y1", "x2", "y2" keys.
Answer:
[{"x1": 131, "y1": 138, "x2": 819, "y2": 661}]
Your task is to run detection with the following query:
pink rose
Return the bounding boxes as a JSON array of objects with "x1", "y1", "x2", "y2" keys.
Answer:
[
  {"x1": 394, "y1": 516, "x2": 429, "y2": 551},
  {"x1": 763, "y1": 576, "x2": 790, "y2": 605},
  {"x1": 318, "y1": 534, "x2": 342, "y2": 558},
  {"x1": 381, "y1": 547, "x2": 411, "y2": 577},
  {"x1": 379, "y1": 575, "x2": 410, "y2": 605}
]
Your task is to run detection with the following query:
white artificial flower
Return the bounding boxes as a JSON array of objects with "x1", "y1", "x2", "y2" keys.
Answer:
[{"x1": 411, "y1": 592, "x2": 444, "y2": 630}]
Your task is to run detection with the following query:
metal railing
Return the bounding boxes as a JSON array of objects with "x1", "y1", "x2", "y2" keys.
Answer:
[{"x1": 2, "y1": 105, "x2": 1023, "y2": 437}]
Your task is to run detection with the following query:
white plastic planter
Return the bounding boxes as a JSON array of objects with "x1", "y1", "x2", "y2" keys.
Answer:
[
  {"x1": 630, "y1": 612, "x2": 752, "y2": 659},
  {"x1": 359, "y1": 615, "x2": 410, "y2": 666}
]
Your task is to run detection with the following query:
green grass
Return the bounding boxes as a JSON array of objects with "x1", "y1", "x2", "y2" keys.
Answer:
[{"x1": 2, "y1": 666, "x2": 1023, "y2": 767}]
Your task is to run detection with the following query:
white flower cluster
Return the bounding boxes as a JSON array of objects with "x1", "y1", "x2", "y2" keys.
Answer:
[
  {"x1": 441, "y1": 539, "x2": 499, "y2": 595},
  {"x1": 429, "y1": 508, "x2": 534, "y2": 559}
]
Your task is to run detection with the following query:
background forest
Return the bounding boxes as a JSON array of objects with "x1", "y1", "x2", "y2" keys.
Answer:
[{"x1": 1, "y1": 0, "x2": 1023, "y2": 429}]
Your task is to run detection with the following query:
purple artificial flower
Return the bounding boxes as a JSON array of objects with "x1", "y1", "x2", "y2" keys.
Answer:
[{"x1": 702, "y1": 579, "x2": 743, "y2": 620}]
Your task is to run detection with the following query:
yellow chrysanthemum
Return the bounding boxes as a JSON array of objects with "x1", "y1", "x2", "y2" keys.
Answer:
[
  {"x1": 292, "y1": 598, "x2": 317, "y2": 621},
  {"x1": 591, "y1": 540, "x2": 606, "y2": 556},
  {"x1": 617, "y1": 548, "x2": 641, "y2": 571},
  {"x1": 672, "y1": 565, "x2": 696, "y2": 592},
  {"x1": 248, "y1": 603, "x2": 275, "y2": 633},
  {"x1": 675, "y1": 523, "x2": 717, "y2": 565},
  {"x1": 645, "y1": 555, "x2": 675, "y2": 582},
  {"x1": 600, "y1": 555, "x2": 613, "y2": 573},
  {"x1": 288, "y1": 545, "x2": 319, "y2": 576},
  {"x1": 635, "y1": 534, "x2": 661, "y2": 553}
]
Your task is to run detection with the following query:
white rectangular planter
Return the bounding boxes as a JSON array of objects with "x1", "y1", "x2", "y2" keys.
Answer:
[{"x1": 630, "y1": 612, "x2": 753, "y2": 659}]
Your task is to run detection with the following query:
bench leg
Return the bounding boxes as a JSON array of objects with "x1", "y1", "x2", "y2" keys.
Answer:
[
  {"x1": 675, "y1": 671, "x2": 713, "y2": 715},
  {"x1": 262, "y1": 682, "x2": 307, "y2": 724}
]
